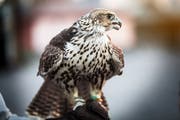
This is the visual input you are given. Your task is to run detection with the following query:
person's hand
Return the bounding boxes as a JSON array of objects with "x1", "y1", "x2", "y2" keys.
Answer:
[{"x1": 47, "y1": 99, "x2": 110, "y2": 120}]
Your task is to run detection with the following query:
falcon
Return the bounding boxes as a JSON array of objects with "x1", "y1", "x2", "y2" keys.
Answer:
[{"x1": 27, "y1": 8, "x2": 124, "y2": 119}]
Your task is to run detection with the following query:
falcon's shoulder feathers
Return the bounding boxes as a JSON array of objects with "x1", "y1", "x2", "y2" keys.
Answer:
[{"x1": 37, "y1": 27, "x2": 77, "y2": 76}]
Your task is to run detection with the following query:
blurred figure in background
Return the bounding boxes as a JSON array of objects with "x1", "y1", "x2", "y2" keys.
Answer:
[{"x1": 0, "y1": 0, "x2": 180, "y2": 120}]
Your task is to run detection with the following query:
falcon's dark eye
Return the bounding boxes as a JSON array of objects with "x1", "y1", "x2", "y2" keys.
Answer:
[
  {"x1": 107, "y1": 14, "x2": 114, "y2": 20},
  {"x1": 70, "y1": 27, "x2": 77, "y2": 35}
]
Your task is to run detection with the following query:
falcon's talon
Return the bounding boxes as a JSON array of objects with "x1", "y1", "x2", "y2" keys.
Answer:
[
  {"x1": 99, "y1": 102, "x2": 108, "y2": 111},
  {"x1": 97, "y1": 98, "x2": 103, "y2": 102}
]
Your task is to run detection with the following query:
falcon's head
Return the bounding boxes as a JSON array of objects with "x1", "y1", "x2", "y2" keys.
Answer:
[{"x1": 75, "y1": 8, "x2": 122, "y2": 33}]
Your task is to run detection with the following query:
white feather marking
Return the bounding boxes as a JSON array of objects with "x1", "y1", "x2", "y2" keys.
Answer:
[{"x1": 65, "y1": 42, "x2": 80, "y2": 52}]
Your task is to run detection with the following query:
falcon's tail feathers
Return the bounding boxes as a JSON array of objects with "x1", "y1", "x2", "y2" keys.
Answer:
[{"x1": 26, "y1": 80, "x2": 73, "y2": 119}]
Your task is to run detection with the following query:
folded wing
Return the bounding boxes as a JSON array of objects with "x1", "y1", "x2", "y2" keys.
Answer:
[{"x1": 37, "y1": 45, "x2": 63, "y2": 76}]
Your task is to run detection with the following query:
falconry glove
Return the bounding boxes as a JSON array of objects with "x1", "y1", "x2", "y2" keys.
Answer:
[{"x1": 46, "y1": 100, "x2": 110, "y2": 120}]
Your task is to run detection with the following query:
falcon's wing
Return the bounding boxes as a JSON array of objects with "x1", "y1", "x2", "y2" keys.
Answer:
[
  {"x1": 112, "y1": 44, "x2": 124, "y2": 67},
  {"x1": 108, "y1": 36, "x2": 124, "y2": 75},
  {"x1": 37, "y1": 45, "x2": 63, "y2": 76},
  {"x1": 112, "y1": 44, "x2": 124, "y2": 75},
  {"x1": 37, "y1": 27, "x2": 77, "y2": 76}
]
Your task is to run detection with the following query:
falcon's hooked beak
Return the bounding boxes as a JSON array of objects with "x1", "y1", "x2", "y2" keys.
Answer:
[{"x1": 111, "y1": 17, "x2": 122, "y2": 30}]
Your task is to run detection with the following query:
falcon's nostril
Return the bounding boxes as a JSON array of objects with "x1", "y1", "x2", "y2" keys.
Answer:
[{"x1": 118, "y1": 21, "x2": 122, "y2": 27}]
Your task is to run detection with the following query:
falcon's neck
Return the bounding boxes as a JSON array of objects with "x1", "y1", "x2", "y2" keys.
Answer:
[
  {"x1": 66, "y1": 30, "x2": 109, "y2": 50},
  {"x1": 69, "y1": 22, "x2": 109, "y2": 47}
]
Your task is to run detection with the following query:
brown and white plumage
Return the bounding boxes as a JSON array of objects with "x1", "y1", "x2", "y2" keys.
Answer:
[
  {"x1": 27, "y1": 8, "x2": 124, "y2": 119},
  {"x1": 37, "y1": 45, "x2": 63, "y2": 76}
]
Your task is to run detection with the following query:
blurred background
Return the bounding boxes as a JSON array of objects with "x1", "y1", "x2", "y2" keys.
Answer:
[{"x1": 0, "y1": 0, "x2": 180, "y2": 120}]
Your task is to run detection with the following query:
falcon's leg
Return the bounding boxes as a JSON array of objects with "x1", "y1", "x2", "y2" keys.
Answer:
[
  {"x1": 90, "y1": 79, "x2": 109, "y2": 111},
  {"x1": 73, "y1": 87, "x2": 85, "y2": 110},
  {"x1": 73, "y1": 79, "x2": 91, "y2": 110}
]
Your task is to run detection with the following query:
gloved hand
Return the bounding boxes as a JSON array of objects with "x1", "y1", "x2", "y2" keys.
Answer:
[{"x1": 47, "y1": 99, "x2": 110, "y2": 120}]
